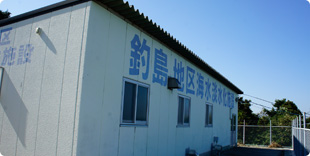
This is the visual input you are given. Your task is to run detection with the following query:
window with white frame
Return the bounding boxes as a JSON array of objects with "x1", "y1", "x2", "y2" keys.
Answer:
[
  {"x1": 121, "y1": 79, "x2": 149, "y2": 125},
  {"x1": 231, "y1": 114, "x2": 236, "y2": 131},
  {"x1": 205, "y1": 103, "x2": 213, "y2": 127},
  {"x1": 177, "y1": 95, "x2": 191, "y2": 126}
]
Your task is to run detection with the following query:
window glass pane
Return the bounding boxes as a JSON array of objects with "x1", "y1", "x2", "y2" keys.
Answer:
[
  {"x1": 233, "y1": 115, "x2": 236, "y2": 131},
  {"x1": 184, "y1": 98, "x2": 190, "y2": 124},
  {"x1": 206, "y1": 105, "x2": 209, "y2": 125},
  {"x1": 178, "y1": 97, "x2": 184, "y2": 125},
  {"x1": 231, "y1": 115, "x2": 234, "y2": 131},
  {"x1": 208, "y1": 105, "x2": 213, "y2": 125},
  {"x1": 123, "y1": 82, "x2": 136, "y2": 123},
  {"x1": 136, "y1": 86, "x2": 148, "y2": 121}
]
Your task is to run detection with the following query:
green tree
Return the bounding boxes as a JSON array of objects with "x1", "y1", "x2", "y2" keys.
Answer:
[
  {"x1": 0, "y1": 10, "x2": 11, "y2": 20},
  {"x1": 238, "y1": 97, "x2": 259, "y2": 125},
  {"x1": 260, "y1": 99, "x2": 301, "y2": 146},
  {"x1": 263, "y1": 99, "x2": 301, "y2": 126},
  {"x1": 273, "y1": 99, "x2": 301, "y2": 116}
]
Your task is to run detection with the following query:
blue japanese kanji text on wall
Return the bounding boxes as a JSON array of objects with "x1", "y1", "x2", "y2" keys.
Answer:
[
  {"x1": 0, "y1": 27, "x2": 35, "y2": 66},
  {"x1": 128, "y1": 34, "x2": 235, "y2": 108}
]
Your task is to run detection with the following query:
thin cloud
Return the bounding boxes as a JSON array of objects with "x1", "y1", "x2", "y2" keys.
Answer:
[
  {"x1": 308, "y1": 0, "x2": 310, "y2": 4},
  {"x1": 0, "y1": 0, "x2": 3, "y2": 4}
]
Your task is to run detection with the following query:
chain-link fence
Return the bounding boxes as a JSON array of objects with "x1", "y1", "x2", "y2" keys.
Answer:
[
  {"x1": 272, "y1": 126, "x2": 292, "y2": 147},
  {"x1": 292, "y1": 115, "x2": 310, "y2": 156},
  {"x1": 238, "y1": 121, "x2": 292, "y2": 147},
  {"x1": 238, "y1": 125, "x2": 270, "y2": 146}
]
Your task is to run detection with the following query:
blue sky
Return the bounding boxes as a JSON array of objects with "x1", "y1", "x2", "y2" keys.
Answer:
[{"x1": 1, "y1": 0, "x2": 310, "y2": 114}]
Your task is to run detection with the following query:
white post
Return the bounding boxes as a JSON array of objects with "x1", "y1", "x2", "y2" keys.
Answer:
[
  {"x1": 303, "y1": 112, "x2": 306, "y2": 156},
  {"x1": 299, "y1": 115, "x2": 302, "y2": 127},
  {"x1": 270, "y1": 120, "x2": 272, "y2": 145},
  {"x1": 243, "y1": 120, "x2": 245, "y2": 144},
  {"x1": 292, "y1": 120, "x2": 294, "y2": 150},
  {"x1": 297, "y1": 118, "x2": 299, "y2": 149},
  {"x1": 299, "y1": 115, "x2": 302, "y2": 156}
]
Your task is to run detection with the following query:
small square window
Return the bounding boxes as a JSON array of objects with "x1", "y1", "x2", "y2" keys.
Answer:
[
  {"x1": 177, "y1": 95, "x2": 191, "y2": 126},
  {"x1": 205, "y1": 103, "x2": 213, "y2": 127},
  {"x1": 121, "y1": 79, "x2": 149, "y2": 125}
]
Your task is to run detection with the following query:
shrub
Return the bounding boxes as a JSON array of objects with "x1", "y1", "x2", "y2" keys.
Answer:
[{"x1": 268, "y1": 142, "x2": 282, "y2": 148}]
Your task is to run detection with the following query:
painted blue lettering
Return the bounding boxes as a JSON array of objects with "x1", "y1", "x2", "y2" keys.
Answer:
[
  {"x1": 17, "y1": 44, "x2": 34, "y2": 65},
  {"x1": 2, "y1": 47, "x2": 16, "y2": 66},
  {"x1": 218, "y1": 85, "x2": 222, "y2": 105},
  {"x1": 0, "y1": 27, "x2": 12, "y2": 46},
  {"x1": 223, "y1": 88, "x2": 227, "y2": 107},
  {"x1": 173, "y1": 59, "x2": 184, "y2": 91},
  {"x1": 186, "y1": 66, "x2": 195, "y2": 95},
  {"x1": 231, "y1": 93, "x2": 235, "y2": 108},
  {"x1": 212, "y1": 82, "x2": 218, "y2": 104},
  {"x1": 152, "y1": 48, "x2": 168, "y2": 86},
  {"x1": 227, "y1": 92, "x2": 231, "y2": 108},
  {"x1": 196, "y1": 72, "x2": 204, "y2": 99},
  {"x1": 129, "y1": 34, "x2": 150, "y2": 80},
  {"x1": 205, "y1": 78, "x2": 211, "y2": 101}
]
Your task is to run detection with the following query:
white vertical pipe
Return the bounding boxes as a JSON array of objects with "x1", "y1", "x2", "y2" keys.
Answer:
[
  {"x1": 303, "y1": 112, "x2": 306, "y2": 156},
  {"x1": 299, "y1": 115, "x2": 302, "y2": 140},
  {"x1": 243, "y1": 120, "x2": 245, "y2": 144},
  {"x1": 296, "y1": 118, "x2": 298, "y2": 154},
  {"x1": 292, "y1": 120, "x2": 294, "y2": 150},
  {"x1": 299, "y1": 115, "x2": 302, "y2": 156},
  {"x1": 270, "y1": 120, "x2": 272, "y2": 145}
]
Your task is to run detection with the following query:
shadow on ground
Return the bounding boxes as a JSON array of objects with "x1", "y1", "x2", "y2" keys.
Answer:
[{"x1": 222, "y1": 147, "x2": 291, "y2": 156}]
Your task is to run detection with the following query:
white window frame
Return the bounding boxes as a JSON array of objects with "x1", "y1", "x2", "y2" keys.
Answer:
[
  {"x1": 177, "y1": 95, "x2": 191, "y2": 127},
  {"x1": 205, "y1": 103, "x2": 213, "y2": 127},
  {"x1": 121, "y1": 78, "x2": 150, "y2": 126}
]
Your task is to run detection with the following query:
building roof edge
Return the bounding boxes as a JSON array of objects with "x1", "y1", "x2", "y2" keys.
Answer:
[{"x1": 0, "y1": 0, "x2": 243, "y2": 94}]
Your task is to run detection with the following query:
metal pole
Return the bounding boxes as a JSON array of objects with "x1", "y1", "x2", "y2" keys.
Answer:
[
  {"x1": 243, "y1": 120, "x2": 245, "y2": 144},
  {"x1": 270, "y1": 120, "x2": 272, "y2": 145},
  {"x1": 297, "y1": 117, "x2": 300, "y2": 156},
  {"x1": 294, "y1": 118, "x2": 296, "y2": 155},
  {"x1": 303, "y1": 112, "x2": 306, "y2": 156},
  {"x1": 299, "y1": 115, "x2": 302, "y2": 156},
  {"x1": 292, "y1": 120, "x2": 294, "y2": 150},
  {"x1": 299, "y1": 115, "x2": 302, "y2": 126}
]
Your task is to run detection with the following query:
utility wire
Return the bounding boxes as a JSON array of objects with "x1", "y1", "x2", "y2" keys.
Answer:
[
  {"x1": 250, "y1": 101, "x2": 273, "y2": 110},
  {"x1": 239, "y1": 101, "x2": 272, "y2": 111},
  {"x1": 239, "y1": 101, "x2": 301, "y2": 116},
  {"x1": 243, "y1": 94, "x2": 274, "y2": 105},
  {"x1": 242, "y1": 93, "x2": 309, "y2": 116}
]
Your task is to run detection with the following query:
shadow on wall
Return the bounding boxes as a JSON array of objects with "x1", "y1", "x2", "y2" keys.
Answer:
[
  {"x1": 40, "y1": 29, "x2": 56, "y2": 54},
  {"x1": 0, "y1": 70, "x2": 28, "y2": 147},
  {"x1": 293, "y1": 136, "x2": 309, "y2": 156}
]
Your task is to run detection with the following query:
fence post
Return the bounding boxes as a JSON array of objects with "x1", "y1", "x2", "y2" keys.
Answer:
[
  {"x1": 299, "y1": 115, "x2": 302, "y2": 156},
  {"x1": 270, "y1": 120, "x2": 272, "y2": 145},
  {"x1": 243, "y1": 120, "x2": 245, "y2": 144},
  {"x1": 303, "y1": 112, "x2": 306, "y2": 156},
  {"x1": 294, "y1": 118, "x2": 297, "y2": 156},
  {"x1": 292, "y1": 120, "x2": 294, "y2": 150}
]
